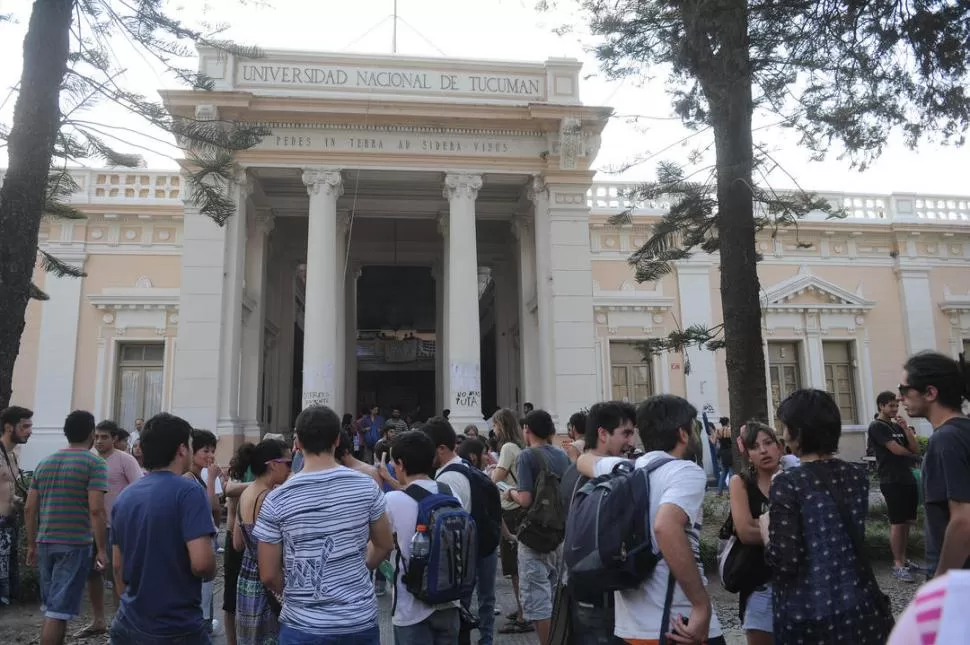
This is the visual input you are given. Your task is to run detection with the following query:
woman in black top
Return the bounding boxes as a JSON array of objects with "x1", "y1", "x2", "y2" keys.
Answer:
[
  {"x1": 764, "y1": 389, "x2": 893, "y2": 645},
  {"x1": 728, "y1": 422, "x2": 782, "y2": 645}
]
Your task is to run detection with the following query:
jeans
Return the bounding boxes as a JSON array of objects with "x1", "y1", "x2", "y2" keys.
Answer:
[
  {"x1": 38, "y1": 543, "x2": 91, "y2": 620},
  {"x1": 109, "y1": 612, "x2": 211, "y2": 645},
  {"x1": 394, "y1": 608, "x2": 460, "y2": 645},
  {"x1": 280, "y1": 623, "x2": 380, "y2": 645},
  {"x1": 707, "y1": 441, "x2": 721, "y2": 487},
  {"x1": 717, "y1": 467, "x2": 734, "y2": 495},
  {"x1": 459, "y1": 551, "x2": 497, "y2": 645}
]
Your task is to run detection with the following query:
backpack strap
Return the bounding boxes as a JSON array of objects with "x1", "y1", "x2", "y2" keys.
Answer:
[{"x1": 658, "y1": 572, "x2": 677, "y2": 645}]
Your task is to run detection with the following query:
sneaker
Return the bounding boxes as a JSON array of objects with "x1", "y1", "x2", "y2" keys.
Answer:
[
  {"x1": 217, "y1": 546, "x2": 225, "y2": 554},
  {"x1": 893, "y1": 566, "x2": 916, "y2": 582},
  {"x1": 905, "y1": 560, "x2": 926, "y2": 572}
]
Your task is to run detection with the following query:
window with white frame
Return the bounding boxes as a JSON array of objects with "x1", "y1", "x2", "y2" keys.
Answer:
[
  {"x1": 823, "y1": 341, "x2": 858, "y2": 424},
  {"x1": 115, "y1": 343, "x2": 164, "y2": 431},
  {"x1": 767, "y1": 342, "x2": 802, "y2": 424},
  {"x1": 609, "y1": 342, "x2": 653, "y2": 404}
]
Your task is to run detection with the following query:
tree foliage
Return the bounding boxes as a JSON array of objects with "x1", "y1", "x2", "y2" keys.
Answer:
[
  {"x1": 552, "y1": 0, "x2": 970, "y2": 429},
  {"x1": 0, "y1": 0, "x2": 271, "y2": 408}
]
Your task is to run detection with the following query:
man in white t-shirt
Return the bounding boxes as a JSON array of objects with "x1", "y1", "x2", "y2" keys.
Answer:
[
  {"x1": 577, "y1": 394, "x2": 724, "y2": 645},
  {"x1": 386, "y1": 430, "x2": 460, "y2": 645}
]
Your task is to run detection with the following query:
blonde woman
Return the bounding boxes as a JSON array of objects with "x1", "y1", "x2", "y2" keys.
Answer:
[{"x1": 490, "y1": 409, "x2": 533, "y2": 634}]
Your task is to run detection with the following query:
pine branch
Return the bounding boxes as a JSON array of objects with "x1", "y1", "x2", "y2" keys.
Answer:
[
  {"x1": 635, "y1": 323, "x2": 726, "y2": 376},
  {"x1": 38, "y1": 250, "x2": 87, "y2": 279},
  {"x1": 29, "y1": 283, "x2": 50, "y2": 301}
]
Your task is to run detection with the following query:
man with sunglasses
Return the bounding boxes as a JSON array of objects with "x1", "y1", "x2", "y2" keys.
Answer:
[{"x1": 899, "y1": 351, "x2": 970, "y2": 578}]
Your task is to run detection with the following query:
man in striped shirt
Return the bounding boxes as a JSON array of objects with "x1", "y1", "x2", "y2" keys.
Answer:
[
  {"x1": 25, "y1": 410, "x2": 108, "y2": 645},
  {"x1": 255, "y1": 405, "x2": 394, "y2": 645}
]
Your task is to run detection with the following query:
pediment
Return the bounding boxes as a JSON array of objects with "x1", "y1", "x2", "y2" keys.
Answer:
[
  {"x1": 940, "y1": 286, "x2": 970, "y2": 313},
  {"x1": 762, "y1": 267, "x2": 873, "y2": 313}
]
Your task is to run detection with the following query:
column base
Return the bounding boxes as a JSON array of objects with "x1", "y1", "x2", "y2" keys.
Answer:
[
  {"x1": 447, "y1": 411, "x2": 487, "y2": 434},
  {"x1": 242, "y1": 421, "x2": 264, "y2": 444},
  {"x1": 215, "y1": 418, "x2": 245, "y2": 463}
]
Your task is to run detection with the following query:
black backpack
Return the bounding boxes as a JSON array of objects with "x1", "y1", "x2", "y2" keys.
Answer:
[
  {"x1": 563, "y1": 456, "x2": 674, "y2": 596},
  {"x1": 516, "y1": 448, "x2": 566, "y2": 553},
  {"x1": 438, "y1": 462, "x2": 502, "y2": 555}
]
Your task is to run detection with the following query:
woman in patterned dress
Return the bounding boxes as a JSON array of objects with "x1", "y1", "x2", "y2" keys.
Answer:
[
  {"x1": 764, "y1": 389, "x2": 893, "y2": 644},
  {"x1": 233, "y1": 439, "x2": 291, "y2": 645}
]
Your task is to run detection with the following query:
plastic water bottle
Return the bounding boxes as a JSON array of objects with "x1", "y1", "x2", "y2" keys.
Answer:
[{"x1": 411, "y1": 524, "x2": 430, "y2": 558}]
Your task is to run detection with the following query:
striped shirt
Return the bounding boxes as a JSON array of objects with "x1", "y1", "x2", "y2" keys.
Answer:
[
  {"x1": 253, "y1": 465, "x2": 386, "y2": 636},
  {"x1": 889, "y1": 571, "x2": 970, "y2": 645},
  {"x1": 31, "y1": 448, "x2": 108, "y2": 544}
]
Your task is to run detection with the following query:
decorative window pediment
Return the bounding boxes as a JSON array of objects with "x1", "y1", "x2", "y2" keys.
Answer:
[
  {"x1": 762, "y1": 266, "x2": 873, "y2": 314},
  {"x1": 940, "y1": 287, "x2": 970, "y2": 314},
  {"x1": 87, "y1": 277, "x2": 179, "y2": 335}
]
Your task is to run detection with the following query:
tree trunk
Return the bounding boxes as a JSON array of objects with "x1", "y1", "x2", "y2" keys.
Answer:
[
  {"x1": 0, "y1": 0, "x2": 74, "y2": 410},
  {"x1": 692, "y1": 0, "x2": 769, "y2": 445}
]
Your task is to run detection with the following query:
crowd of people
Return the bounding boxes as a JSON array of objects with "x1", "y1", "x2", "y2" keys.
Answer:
[{"x1": 0, "y1": 349, "x2": 969, "y2": 645}]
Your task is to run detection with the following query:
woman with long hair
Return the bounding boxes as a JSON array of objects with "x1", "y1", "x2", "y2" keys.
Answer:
[
  {"x1": 233, "y1": 439, "x2": 291, "y2": 645},
  {"x1": 489, "y1": 408, "x2": 532, "y2": 634},
  {"x1": 727, "y1": 422, "x2": 782, "y2": 645},
  {"x1": 764, "y1": 389, "x2": 893, "y2": 644}
]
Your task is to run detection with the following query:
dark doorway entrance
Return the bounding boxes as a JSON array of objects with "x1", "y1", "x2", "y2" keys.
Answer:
[{"x1": 356, "y1": 265, "x2": 436, "y2": 420}]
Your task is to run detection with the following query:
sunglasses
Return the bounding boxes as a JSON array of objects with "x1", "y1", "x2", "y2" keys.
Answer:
[
  {"x1": 266, "y1": 458, "x2": 293, "y2": 467},
  {"x1": 898, "y1": 384, "x2": 922, "y2": 396}
]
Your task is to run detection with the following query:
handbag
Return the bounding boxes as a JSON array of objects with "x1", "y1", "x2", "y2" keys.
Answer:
[
  {"x1": 716, "y1": 478, "x2": 771, "y2": 593},
  {"x1": 813, "y1": 464, "x2": 894, "y2": 635},
  {"x1": 548, "y1": 581, "x2": 573, "y2": 645}
]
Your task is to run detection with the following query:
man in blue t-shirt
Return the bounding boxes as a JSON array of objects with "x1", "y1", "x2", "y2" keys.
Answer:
[{"x1": 108, "y1": 413, "x2": 217, "y2": 645}]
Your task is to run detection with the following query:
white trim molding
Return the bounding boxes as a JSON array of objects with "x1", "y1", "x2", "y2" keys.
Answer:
[{"x1": 762, "y1": 265, "x2": 875, "y2": 315}]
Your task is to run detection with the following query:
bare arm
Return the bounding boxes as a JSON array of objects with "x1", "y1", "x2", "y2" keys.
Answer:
[
  {"x1": 88, "y1": 490, "x2": 108, "y2": 565},
  {"x1": 899, "y1": 420, "x2": 920, "y2": 454},
  {"x1": 112, "y1": 545, "x2": 125, "y2": 596},
  {"x1": 654, "y1": 503, "x2": 710, "y2": 610},
  {"x1": 366, "y1": 513, "x2": 394, "y2": 570},
  {"x1": 884, "y1": 441, "x2": 918, "y2": 457},
  {"x1": 224, "y1": 481, "x2": 250, "y2": 499},
  {"x1": 507, "y1": 488, "x2": 533, "y2": 508},
  {"x1": 25, "y1": 488, "x2": 39, "y2": 565},
  {"x1": 490, "y1": 466, "x2": 508, "y2": 483},
  {"x1": 258, "y1": 541, "x2": 284, "y2": 593},
  {"x1": 187, "y1": 535, "x2": 217, "y2": 581},
  {"x1": 728, "y1": 476, "x2": 763, "y2": 545},
  {"x1": 937, "y1": 500, "x2": 970, "y2": 576},
  {"x1": 205, "y1": 468, "x2": 221, "y2": 528}
]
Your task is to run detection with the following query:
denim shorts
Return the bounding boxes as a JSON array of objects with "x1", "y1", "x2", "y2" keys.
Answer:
[
  {"x1": 38, "y1": 543, "x2": 92, "y2": 620},
  {"x1": 517, "y1": 543, "x2": 563, "y2": 622},
  {"x1": 742, "y1": 585, "x2": 773, "y2": 633}
]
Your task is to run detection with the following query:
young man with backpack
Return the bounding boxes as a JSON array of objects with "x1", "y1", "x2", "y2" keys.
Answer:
[
  {"x1": 386, "y1": 430, "x2": 470, "y2": 645},
  {"x1": 504, "y1": 409, "x2": 570, "y2": 645},
  {"x1": 576, "y1": 395, "x2": 724, "y2": 645},
  {"x1": 421, "y1": 417, "x2": 502, "y2": 645},
  {"x1": 561, "y1": 401, "x2": 638, "y2": 644}
]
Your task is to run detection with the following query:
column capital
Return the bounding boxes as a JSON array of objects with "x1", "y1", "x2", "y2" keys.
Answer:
[
  {"x1": 255, "y1": 208, "x2": 275, "y2": 235},
  {"x1": 437, "y1": 210, "x2": 449, "y2": 237},
  {"x1": 526, "y1": 175, "x2": 547, "y2": 203},
  {"x1": 302, "y1": 168, "x2": 344, "y2": 198},
  {"x1": 443, "y1": 173, "x2": 482, "y2": 201}
]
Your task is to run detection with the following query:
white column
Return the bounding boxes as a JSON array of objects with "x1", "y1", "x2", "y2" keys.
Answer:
[
  {"x1": 443, "y1": 173, "x2": 484, "y2": 428},
  {"x1": 215, "y1": 176, "x2": 250, "y2": 442},
  {"x1": 335, "y1": 211, "x2": 350, "y2": 415},
  {"x1": 241, "y1": 208, "x2": 274, "y2": 442},
  {"x1": 804, "y1": 315, "x2": 827, "y2": 389},
  {"x1": 896, "y1": 266, "x2": 938, "y2": 354},
  {"x1": 22, "y1": 252, "x2": 86, "y2": 469},
  {"x1": 301, "y1": 168, "x2": 342, "y2": 410},
  {"x1": 512, "y1": 213, "x2": 539, "y2": 410},
  {"x1": 345, "y1": 263, "x2": 361, "y2": 415},
  {"x1": 674, "y1": 260, "x2": 724, "y2": 416},
  {"x1": 493, "y1": 262, "x2": 516, "y2": 409},
  {"x1": 529, "y1": 177, "x2": 557, "y2": 420},
  {"x1": 274, "y1": 262, "x2": 297, "y2": 433},
  {"x1": 437, "y1": 215, "x2": 451, "y2": 414},
  {"x1": 432, "y1": 260, "x2": 446, "y2": 412},
  {"x1": 172, "y1": 182, "x2": 228, "y2": 433}
]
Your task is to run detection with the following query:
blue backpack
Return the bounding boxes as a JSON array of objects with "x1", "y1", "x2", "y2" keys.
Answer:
[
  {"x1": 393, "y1": 482, "x2": 478, "y2": 610},
  {"x1": 563, "y1": 456, "x2": 675, "y2": 596}
]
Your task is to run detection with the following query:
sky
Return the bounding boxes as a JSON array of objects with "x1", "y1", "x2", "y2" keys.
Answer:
[{"x1": 0, "y1": 0, "x2": 966, "y2": 196}]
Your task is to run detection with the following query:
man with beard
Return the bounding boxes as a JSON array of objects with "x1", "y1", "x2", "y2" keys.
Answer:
[
  {"x1": 0, "y1": 406, "x2": 32, "y2": 604},
  {"x1": 898, "y1": 351, "x2": 970, "y2": 577},
  {"x1": 577, "y1": 395, "x2": 724, "y2": 645}
]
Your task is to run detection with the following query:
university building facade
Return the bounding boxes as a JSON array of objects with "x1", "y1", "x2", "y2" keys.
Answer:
[{"x1": 5, "y1": 49, "x2": 970, "y2": 468}]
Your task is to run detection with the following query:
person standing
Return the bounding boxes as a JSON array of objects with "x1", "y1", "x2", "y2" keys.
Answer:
[
  {"x1": 867, "y1": 391, "x2": 921, "y2": 581},
  {"x1": 254, "y1": 405, "x2": 393, "y2": 645},
  {"x1": 108, "y1": 413, "x2": 218, "y2": 645},
  {"x1": 716, "y1": 417, "x2": 733, "y2": 496},
  {"x1": 25, "y1": 410, "x2": 108, "y2": 645},
  {"x1": 234, "y1": 439, "x2": 290, "y2": 645},
  {"x1": 505, "y1": 409, "x2": 570, "y2": 645},
  {"x1": 185, "y1": 430, "x2": 223, "y2": 633},
  {"x1": 0, "y1": 406, "x2": 32, "y2": 604},
  {"x1": 385, "y1": 430, "x2": 461, "y2": 645},
  {"x1": 898, "y1": 351, "x2": 970, "y2": 576},
  {"x1": 77, "y1": 421, "x2": 143, "y2": 637}
]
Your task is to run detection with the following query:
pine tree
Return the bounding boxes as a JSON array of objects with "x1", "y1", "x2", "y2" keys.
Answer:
[
  {"x1": 555, "y1": 0, "x2": 970, "y2": 431},
  {"x1": 0, "y1": 0, "x2": 270, "y2": 409}
]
